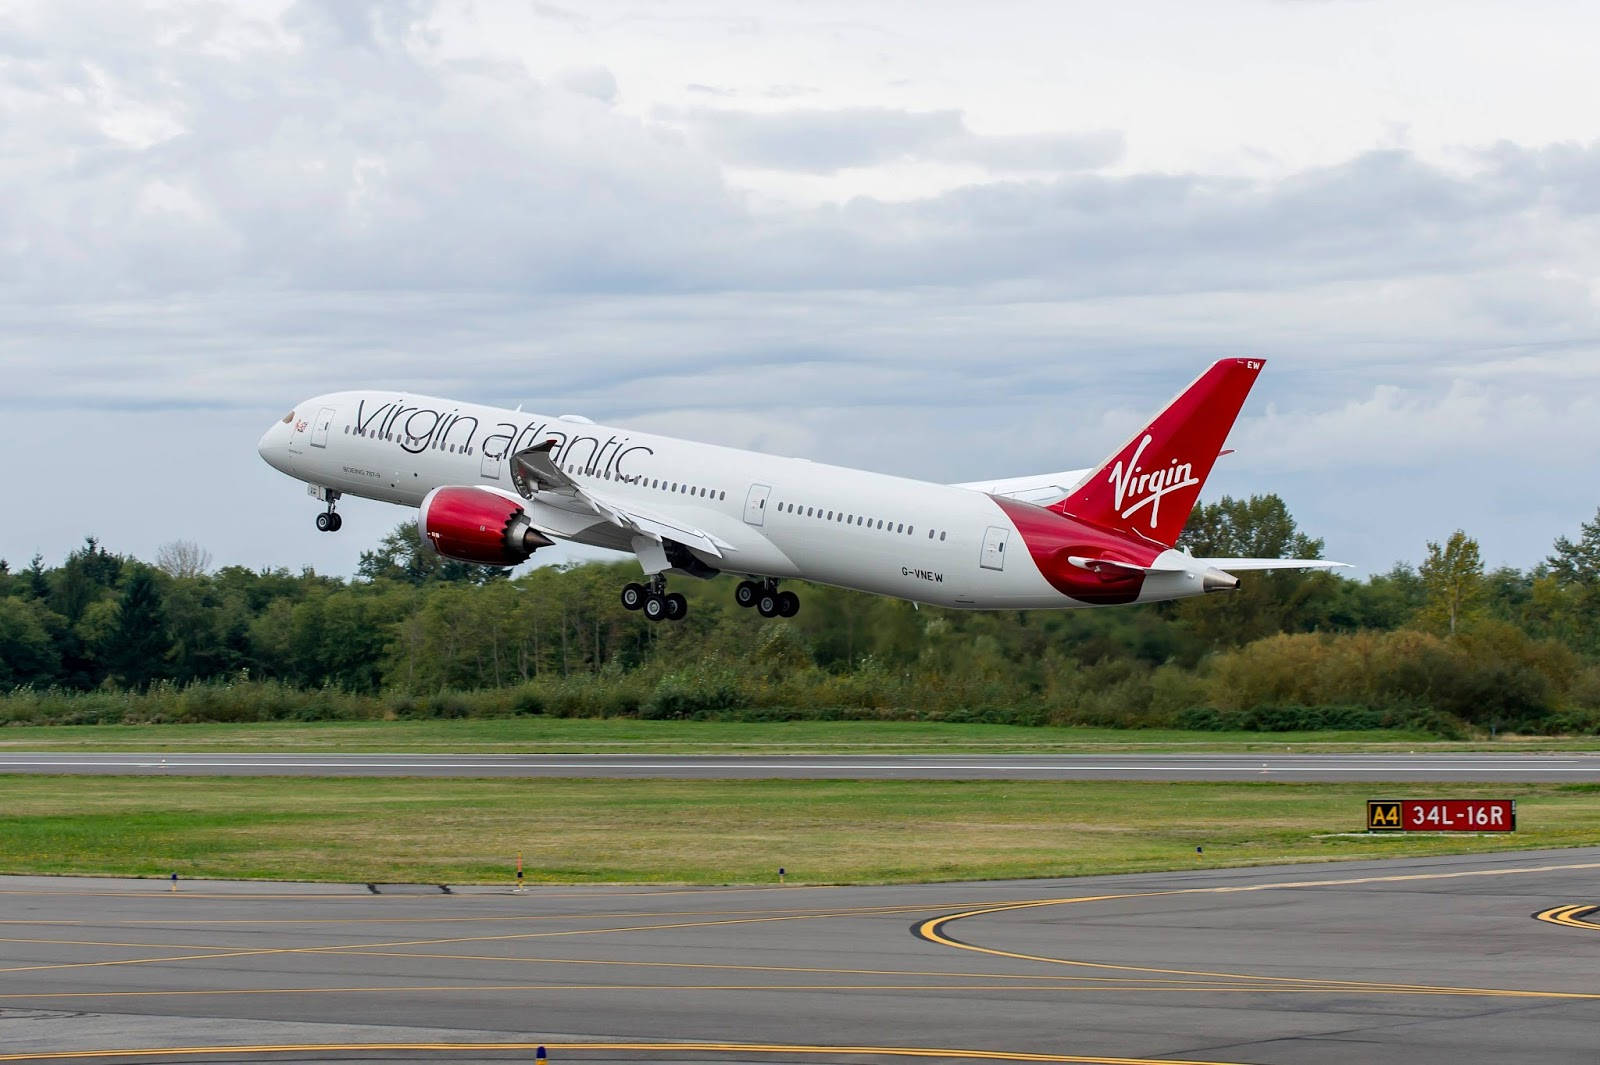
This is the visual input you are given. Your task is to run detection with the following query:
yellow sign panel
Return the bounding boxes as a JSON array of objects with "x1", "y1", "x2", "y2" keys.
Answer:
[{"x1": 1367, "y1": 800, "x2": 1402, "y2": 830}]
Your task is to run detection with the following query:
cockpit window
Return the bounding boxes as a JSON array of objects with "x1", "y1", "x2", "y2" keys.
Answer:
[{"x1": 281, "y1": 411, "x2": 295, "y2": 424}]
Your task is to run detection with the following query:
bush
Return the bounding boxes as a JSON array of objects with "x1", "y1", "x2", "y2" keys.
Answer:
[{"x1": 644, "y1": 660, "x2": 745, "y2": 718}]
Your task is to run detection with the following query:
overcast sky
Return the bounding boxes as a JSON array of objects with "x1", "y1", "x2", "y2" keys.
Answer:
[{"x1": 3, "y1": 0, "x2": 1599, "y2": 579}]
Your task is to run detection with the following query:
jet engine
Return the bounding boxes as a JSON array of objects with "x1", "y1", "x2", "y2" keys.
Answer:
[{"x1": 417, "y1": 486, "x2": 554, "y2": 566}]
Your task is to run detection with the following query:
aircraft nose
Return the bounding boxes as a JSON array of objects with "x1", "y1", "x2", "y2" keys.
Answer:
[{"x1": 257, "y1": 417, "x2": 292, "y2": 473}]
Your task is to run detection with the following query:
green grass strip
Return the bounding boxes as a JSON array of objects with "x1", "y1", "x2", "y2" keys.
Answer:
[{"x1": 2, "y1": 776, "x2": 1595, "y2": 884}]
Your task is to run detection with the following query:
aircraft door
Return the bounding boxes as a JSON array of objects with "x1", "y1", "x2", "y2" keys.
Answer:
[
  {"x1": 309, "y1": 407, "x2": 336, "y2": 449},
  {"x1": 480, "y1": 444, "x2": 501, "y2": 479},
  {"x1": 980, "y1": 526, "x2": 1009, "y2": 571},
  {"x1": 744, "y1": 483, "x2": 771, "y2": 526}
]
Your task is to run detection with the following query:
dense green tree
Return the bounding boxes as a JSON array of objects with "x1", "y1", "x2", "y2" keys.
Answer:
[
  {"x1": 105, "y1": 566, "x2": 172, "y2": 689},
  {"x1": 1169, "y1": 494, "x2": 1331, "y2": 646},
  {"x1": 1544, "y1": 508, "x2": 1600, "y2": 654},
  {"x1": 0, "y1": 597, "x2": 61, "y2": 685},
  {"x1": 1418, "y1": 530, "x2": 1484, "y2": 636},
  {"x1": 357, "y1": 522, "x2": 512, "y2": 585},
  {"x1": 1549, "y1": 508, "x2": 1600, "y2": 584},
  {"x1": 5, "y1": 500, "x2": 1600, "y2": 733},
  {"x1": 1178, "y1": 494, "x2": 1324, "y2": 560},
  {"x1": 22, "y1": 555, "x2": 50, "y2": 600},
  {"x1": 162, "y1": 575, "x2": 254, "y2": 683}
]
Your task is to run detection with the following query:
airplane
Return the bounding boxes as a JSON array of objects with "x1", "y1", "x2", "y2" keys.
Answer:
[{"x1": 257, "y1": 358, "x2": 1344, "y2": 621}]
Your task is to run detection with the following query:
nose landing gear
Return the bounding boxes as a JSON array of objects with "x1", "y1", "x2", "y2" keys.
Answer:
[{"x1": 313, "y1": 490, "x2": 343, "y2": 532}]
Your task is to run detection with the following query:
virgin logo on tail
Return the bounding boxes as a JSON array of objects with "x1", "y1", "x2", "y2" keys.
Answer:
[{"x1": 1108, "y1": 434, "x2": 1198, "y2": 530}]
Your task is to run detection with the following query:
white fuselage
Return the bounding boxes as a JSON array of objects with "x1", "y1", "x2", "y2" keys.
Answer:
[{"x1": 258, "y1": 390, "x2": 1205, "y2": 609}]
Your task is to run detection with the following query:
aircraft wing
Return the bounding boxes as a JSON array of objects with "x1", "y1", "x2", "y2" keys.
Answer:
[
  {"x1": 509, "y1": 443, "x2": 730, "y2": 559},
  {"x1": 950, "y1": 468, "x2": 1092, "y2": 505}
]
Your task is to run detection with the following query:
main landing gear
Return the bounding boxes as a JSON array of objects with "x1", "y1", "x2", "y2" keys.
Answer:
[
  {"x1": 314, "y1": 491, "x2": 343, "y2": 532},
  {"x1": 621, "y1": 576, "x2": 687, "y2": 623},
  {"x1": 736, "y1": 579, "x2": 798, "y2": 619}
]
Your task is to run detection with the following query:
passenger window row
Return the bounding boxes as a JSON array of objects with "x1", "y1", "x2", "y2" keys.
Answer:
[
  {"x1": 344, "y1": 425, "x2": 475, "y2": 456},
  {"x1": 563, "y1": 463, "x2": 727, "y2": 502},
  {"x1": 773, "y1": 501, "x2": 946, "y2": 541}
]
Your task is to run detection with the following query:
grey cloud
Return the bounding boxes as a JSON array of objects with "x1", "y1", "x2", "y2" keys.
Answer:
[
  {"x1": 16, "y1": 3, "x2": 1591, "y2": 309},
  {"x1": 681, "y1": 106, "x2": 967, "y2": 172},
  {"x1": 283, "y1": 0, "x2": 435, "y2": 51},
  {"x1": 944, "y1": 129, "x2": 1125, "y2": 171},
  {"x1": 676, "y1": 105, "x2": 1121, "y2": 174},
  {"x1": 557, "y1": 65, "x2": 618, "y2": 103},
  {"x1": 530, "y1": 3, "x2": 589, "y2": 27}
]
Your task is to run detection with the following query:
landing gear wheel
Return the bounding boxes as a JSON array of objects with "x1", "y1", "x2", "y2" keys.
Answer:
[
  {"x1": 756, "y1": 593, "x2": 779, "y2": 618},
  {"x1": 620, "y1": 583, "x2": 646, "y2": 611},
  {"x1": 776, "y1": 590, "x2": 799, "y2": 618},
  {"x1": 734, "y1": 580, "x2": 759, "y2": 608},
  {"x1": 643, "y1": 594, "x2": 668, "y2": 622},
  {"x1": 315, "y1": 492, "x2": 342, "y2": 532},
  {"x1": 665, "y1": 592, "x2": 688, "y2": 621}
]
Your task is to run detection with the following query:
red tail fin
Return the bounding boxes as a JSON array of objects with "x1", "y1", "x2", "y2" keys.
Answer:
[{"x1": 1048, "y1": 358, "x2": 1264, "y2": 548}]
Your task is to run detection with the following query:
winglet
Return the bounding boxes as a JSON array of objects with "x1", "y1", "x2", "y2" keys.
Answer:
[{"x1": 1050, "y1": 358, "x2": 1264, "y2": 548}]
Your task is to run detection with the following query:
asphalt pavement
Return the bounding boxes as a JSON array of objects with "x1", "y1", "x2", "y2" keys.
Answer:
[
  {"x1": 2, "y1": 849, "x2": 1599, "y2": 1063},
  {"x1": 1, "y1": 750, "x2": 1598, "y2": 780}
]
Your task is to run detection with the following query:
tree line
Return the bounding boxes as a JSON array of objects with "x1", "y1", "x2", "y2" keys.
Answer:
[{"x1": 4, "y1": 495, "x2": 1600, "y2": 735}]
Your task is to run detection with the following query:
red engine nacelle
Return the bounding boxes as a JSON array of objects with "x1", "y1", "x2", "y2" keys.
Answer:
[{"x1": 418, "y1": 486, "x2": 554, "y2": 566}]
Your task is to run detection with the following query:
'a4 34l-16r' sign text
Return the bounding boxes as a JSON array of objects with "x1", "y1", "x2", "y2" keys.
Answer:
[{"x1": 1367, "y1": 799, "x2": 1516, "y2": 832}]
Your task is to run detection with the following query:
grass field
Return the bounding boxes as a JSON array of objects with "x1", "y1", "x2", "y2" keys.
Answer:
[
  {"x1": 3, "y1": 717, "x2": 1595, "y2": 752},
  {"x1": 1, "y1": 775, "x2": 1594, "y2": 884}
]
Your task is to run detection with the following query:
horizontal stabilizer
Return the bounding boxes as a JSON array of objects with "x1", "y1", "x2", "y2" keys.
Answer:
[
  {"x1": 1066, "y1": 555, "x2": 1184, "y2": 574},
  {"x1": 1196, "y1": 557, "x2": 1351, "y2": 572},
  {"x1": 953, "y1": 468, "x2": 1092, "y2": 505}
]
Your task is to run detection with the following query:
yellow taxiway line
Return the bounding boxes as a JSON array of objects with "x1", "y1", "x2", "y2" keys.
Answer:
[
  {"x1": 915, "y1": 862, "x2": 1600, "y2": 1000},
  {"x1": 1533, "y1": 903, "x2": 1600, "y2": 929}
]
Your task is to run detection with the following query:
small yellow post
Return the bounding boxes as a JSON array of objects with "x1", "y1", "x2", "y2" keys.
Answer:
[
  {"x1": 169, "y1": 872, "x2": 178, "y2": 892},
  {"x1": 515, "y1": 852, "x2": 524, "y2": 894}
]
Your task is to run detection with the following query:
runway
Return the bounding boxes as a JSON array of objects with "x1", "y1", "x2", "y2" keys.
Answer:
[
  {"x1": 2, "y1": 750, "x2": 1599, "y2": 780},
  {"x1": 2, "y1": 849, "x2": 1599, "y2": 1063}
]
